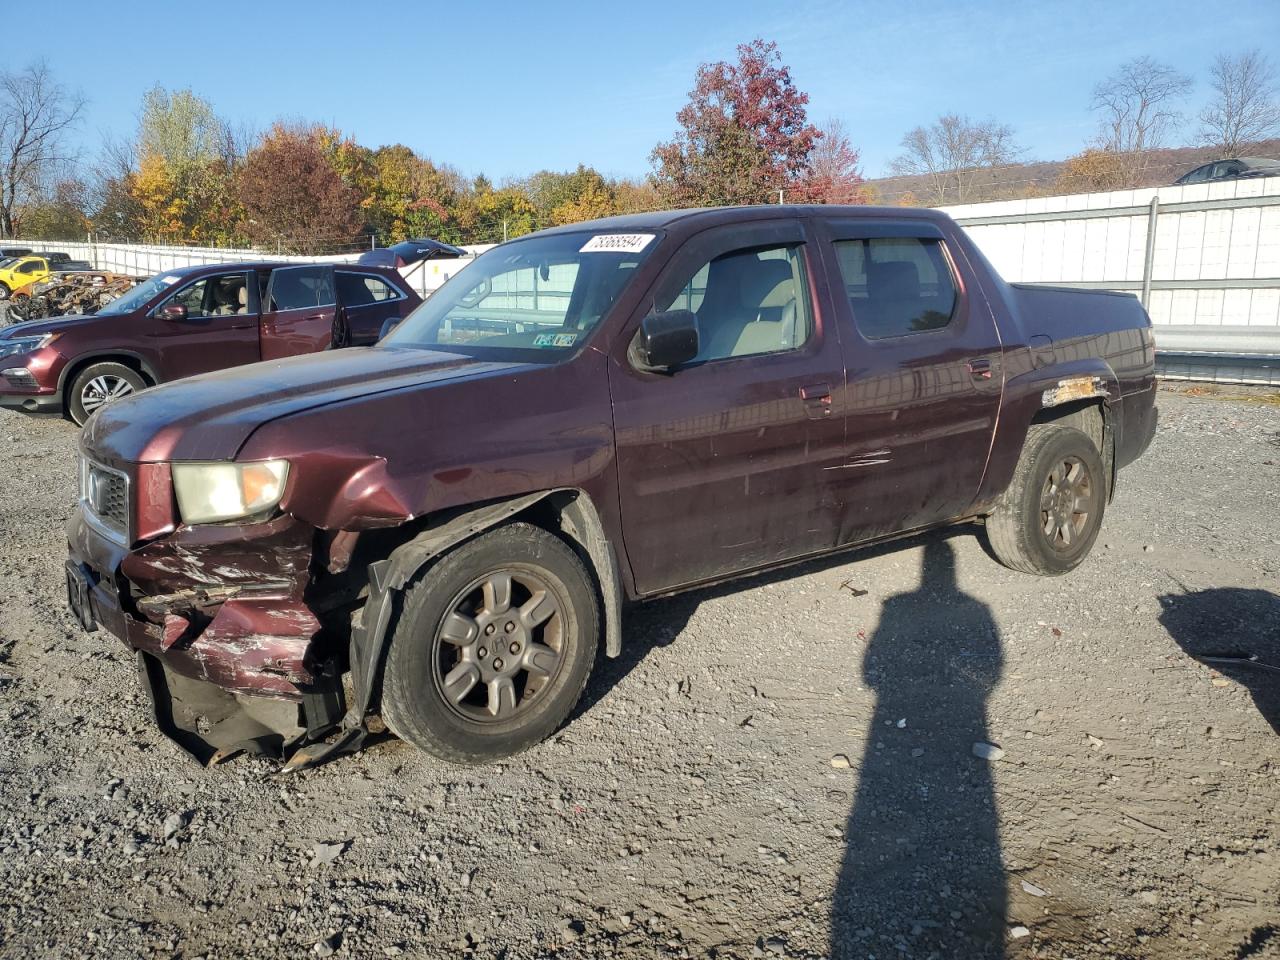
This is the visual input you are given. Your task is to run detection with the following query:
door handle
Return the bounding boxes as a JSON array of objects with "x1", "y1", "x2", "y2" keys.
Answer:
[
  {"x1": 800, "y1": 383, "x2": 833, "y2": 419},
  {"x1": 966, "y1": 358, "x2": 993, "y2": 381}
]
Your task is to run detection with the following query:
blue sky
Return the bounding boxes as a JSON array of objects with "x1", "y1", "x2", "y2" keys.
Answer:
[{"x1": 20, "y1": 0, "x2": 1280, "y2": 182}]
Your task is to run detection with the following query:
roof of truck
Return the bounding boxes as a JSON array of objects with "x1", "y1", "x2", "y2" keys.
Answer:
[{"x1": 536, "y1": 204, "x2": 951, "y2": 237}]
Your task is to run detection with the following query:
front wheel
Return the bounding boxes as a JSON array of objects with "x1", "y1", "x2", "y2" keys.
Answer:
[
  {"x1": 0, "y1": 282, "x2": 10, "y2": 301},
  {"x1": 380, "y1": 522, "x2": 599, "y2": 764},
  {"x1": 68, "y1": 362, "x2": 147, "y2": 426},
  {"x1": 985, "y1": 424, "x2": 1106, "y2": 576}
]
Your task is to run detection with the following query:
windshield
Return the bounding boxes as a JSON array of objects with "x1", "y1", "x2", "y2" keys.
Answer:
[
  {"x1": 96, "y1": 271, "x2": 183, "y2": 316},
  {"x1": 383, "y1": 230, "x2": 658, "y2": 360}
]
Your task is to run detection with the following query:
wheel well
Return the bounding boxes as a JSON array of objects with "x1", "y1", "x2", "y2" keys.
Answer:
[
  {"x1": 1030, "y1": 398, "x2": 1116, "y2": 499},
  {"x1": 1030, "y1": 398, "x2": 1104, "y2": 453},
  {"x1": 347, "y1": 488, "x2": 625, "y2": 720},
  {"x1": 61, "y1": 355, "x2": 157, "y2": 401}
]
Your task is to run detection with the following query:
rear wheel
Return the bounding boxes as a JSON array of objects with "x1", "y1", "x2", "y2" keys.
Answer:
[
  {"x1": 985, "y1": 424, "x2": 1105, "y2": 576},
  {"x1": 68, "y1": 362, "x2": 147, "y2": 425},
  {"x1": 380, "y1": 522, "x2": 599, "y2": 764}
]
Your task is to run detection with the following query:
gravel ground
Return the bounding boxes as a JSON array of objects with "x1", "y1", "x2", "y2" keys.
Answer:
[{"x1": 0, "y1": 389, "x2": 1276, "y2": 960}]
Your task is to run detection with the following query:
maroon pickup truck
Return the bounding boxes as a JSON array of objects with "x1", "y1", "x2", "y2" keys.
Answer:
[
  {"x1": 0, "y1": 261, "x2": 420, "y2": 424},
  {"x1": 64, "y1": 206, "x2": 1157, "y2": 770}
]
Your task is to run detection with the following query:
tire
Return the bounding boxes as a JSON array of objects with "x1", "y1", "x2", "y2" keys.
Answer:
[
  {"x1": 67, "y1": 362, "x2": 148, "y2": 426},
  {"x1": 0, "y1": 282, "x2": 9, "y2": 301},
  {"x1": 380, "y1": 522, "x2": 599, "y2": 764},
  {"x1": 985, "y1": 424, "x2": 1106, "y2": 576}
]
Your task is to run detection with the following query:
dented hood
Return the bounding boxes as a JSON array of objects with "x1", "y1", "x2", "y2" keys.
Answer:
[{"x1": 82, "y1": 347, "x2": 528, "y2": 464}]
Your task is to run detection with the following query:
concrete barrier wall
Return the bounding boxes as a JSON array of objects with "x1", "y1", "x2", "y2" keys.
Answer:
[{"x1": 939, "y1": 176, "x2": 1280, "y2": 331}]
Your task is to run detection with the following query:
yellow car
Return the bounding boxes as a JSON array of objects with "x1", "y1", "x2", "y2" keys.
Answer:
[{"x1": 0, "y1": 255, "x2": 59, "y2": 300}]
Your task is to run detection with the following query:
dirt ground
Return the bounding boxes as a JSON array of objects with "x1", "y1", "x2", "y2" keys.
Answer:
[{"x1": 0, "y1": 388, "x2": 1276, "y2": 960}]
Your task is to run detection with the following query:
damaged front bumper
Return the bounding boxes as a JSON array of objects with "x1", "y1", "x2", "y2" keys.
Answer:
[{"x1": 66, "y1": 505, "x2": 358, "y2": 768}]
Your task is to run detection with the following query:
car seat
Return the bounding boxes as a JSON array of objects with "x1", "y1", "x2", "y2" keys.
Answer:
[{"x1": 698, "y1": 255, "x2": 797, "y2": 360}]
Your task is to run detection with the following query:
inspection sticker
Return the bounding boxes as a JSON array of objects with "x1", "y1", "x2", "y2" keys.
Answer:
[
  {"x1": 533, "y1": 332, "x2": 578, "y2": 347},
  {"x1": 579, "y1": 233, "x2": 655, "y2": 254}
]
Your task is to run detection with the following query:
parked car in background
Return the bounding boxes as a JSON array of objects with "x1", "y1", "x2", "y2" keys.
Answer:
[
  {"x1": 61, "y1": 205, "x2": 1158, "y2": 771},
  {"x1": 0, "y1": 260, "x2": 420, "y2": 423},
  {"x1": 0, "y1": 254, "x2": 91, "y2": 299},
  {"x1": 0, "y1": 245, "x2": 33, "y2": 260},
  {"x1": 1174, "y1": 157, "x2": 1280, "y2": 185}
]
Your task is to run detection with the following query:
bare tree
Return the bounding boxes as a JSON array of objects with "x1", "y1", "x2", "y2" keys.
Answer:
[
  {"x1": 1199, "y1": 49, "x2": 1280, "y2": 156},
  {"x1": 0, "y1": 62, "x2": 84, "y2": 238},
  {"x1": 889, "y1": 114, "x2": 1021, "y2": 205},
  {"x1": 1091, "y1": 56, "x2": 1192, "y2": 186}
]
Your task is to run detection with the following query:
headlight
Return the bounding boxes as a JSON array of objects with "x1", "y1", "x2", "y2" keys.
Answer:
[
  {"x1": 172, "y1": 460, "x2": 290, "y2": 524},
  {"x1": 0, "y1": 333, "x2": 59, "y2": 360}
]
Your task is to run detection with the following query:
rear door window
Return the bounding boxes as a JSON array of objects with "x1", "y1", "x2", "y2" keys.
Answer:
[
  {"x1": 833, "y1": 237, "x2": 958, "y2": 340},
  {"x1": 268, "y1": 266, "x2": 334, "y2": 311},
  {"x1": 337, "y1": 271, "x2": 399, "y2": 306}
]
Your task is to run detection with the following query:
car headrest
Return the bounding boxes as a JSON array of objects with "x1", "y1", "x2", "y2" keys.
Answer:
[
  {"x1": 738, "y1": 258, "x2": 794, "y2": 312},
  {"x1": 868, "y1": 260, "x2": 920, "y2": 301},
  {"x1": 238, "y1": 285, "x2": 247, "y2": 306}
]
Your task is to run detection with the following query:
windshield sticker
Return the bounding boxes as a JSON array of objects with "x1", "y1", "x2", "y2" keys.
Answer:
[
  {"x1": 533, "y1": 332, "x2": 578, "y2": 348},
  {"x1": 579, "y1": 234, "x2": 655, "y2": 254},
  {"x1": 159, "y1": 274, "x2": 180, "y2": 286}
]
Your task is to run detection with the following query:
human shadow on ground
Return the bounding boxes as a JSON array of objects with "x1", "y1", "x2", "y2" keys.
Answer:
[
  {"x1": 831, "y1": 538, "x2": 1007, "y2": 959},
  {"x1": 572, "y1": 525, "x2": 986, "y2": 722},
  {"x1": 1158, "y1": 587, "x2": 1280, "y2": 735}
]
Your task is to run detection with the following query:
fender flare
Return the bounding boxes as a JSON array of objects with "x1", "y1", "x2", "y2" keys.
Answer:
[
  {"x1": 347, "y1": 488, "x2": 624, "y2": 717},
  {"x1": 57, "y1": 350, "x2": 163, "y2": 397},
  {"x1": 979, "y1": 357, "x2": 1121, "y2": 509}
]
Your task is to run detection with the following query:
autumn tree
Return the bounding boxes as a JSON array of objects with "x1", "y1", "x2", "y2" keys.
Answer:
[
  {"x1": 1091, "y1": 56, "x2": 1192, "y2": 186},
  {"x1": 454, "y1": 177, "x2": 537, "y2": 243},
  {"x1": 1199, "y1": 49, "x2": 1280, "y2": 156},
  {"x1": 1055, "y1": 148, "x2": 1129, "y2": 194},
  {"x1": 609, "y1": 178, "x2": 662, "y2": 214},
  {"x1": 237, "y1": 124, "x2": 364, "y2": 253},
  {"x1": 797, "y1": 118, "x2": 866, "y2": 203},
  {"x1": 120, "y1": 86, "x2": 243, "y2": 242},
  {"x1": 890, "y1": 114, "x2": 1021, "y2": 205},
  {"x1": 652, "y1": 39, "x2": 820, "y2": 206},
  {"x1": 14, "y1": 176, "x2": 89, "y2": 239},
  {"x1": 523, "y1": 165, "x2": 614, "y2": 225},
  {"x1": 0, "y1": 62, "x2": 84, "y2": 238}
]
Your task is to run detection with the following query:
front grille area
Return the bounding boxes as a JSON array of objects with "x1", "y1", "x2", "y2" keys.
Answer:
[
  {"x1": 2, "y1": 370, "x2": 38, "y2": 390},
  {"x1": 80, "y1": 458, "x2": 129, "y2": 539}
]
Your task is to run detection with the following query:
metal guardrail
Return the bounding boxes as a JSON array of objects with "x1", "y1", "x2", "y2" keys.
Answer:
[{"x1": 952, "y1": 185, "x2": 1280, "y2": 386}]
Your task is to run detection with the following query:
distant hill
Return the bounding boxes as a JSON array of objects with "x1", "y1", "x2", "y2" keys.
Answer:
[{"x1": 863, "y1": 139, "x2": 1280, "y2": 206}]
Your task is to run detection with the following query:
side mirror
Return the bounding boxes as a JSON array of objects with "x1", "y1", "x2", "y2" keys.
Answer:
[
  {"x1": 155, "y1": 302, "x2": 187, "y2": 321},
  {"x1": 634, "y1": 310, "x2": 699, "y2": 371}
]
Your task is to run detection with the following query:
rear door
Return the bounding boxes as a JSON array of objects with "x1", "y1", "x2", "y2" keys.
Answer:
[
  {"x1": 609, "y1": 219, "x2": 849, "y2": 595},
  {"x1": 144, "y1": 270, "x2": 259, "y2": 380},
  {"x1": 335, "y1": 269, "x2": 410, "y2": 345},
  {"x1": 260, "y1": 265, "x2": 336, "y2": 360},
  {"x1": 815, "y1": 218, "x2": 1003, "y2": 544}
]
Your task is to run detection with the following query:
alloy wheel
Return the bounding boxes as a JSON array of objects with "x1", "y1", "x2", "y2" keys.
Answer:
[
  {"x1": 1039, "y1": 455, "x2": 1096, "y2": 551},
  {"x1": 80, "y1": 375, "x2": 135, "y2": 414},
  {"x1": 431, "y1": 568, "x2": 567, "y2": 723}
]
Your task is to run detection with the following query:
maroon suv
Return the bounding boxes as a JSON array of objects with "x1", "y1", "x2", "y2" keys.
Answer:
[
  {"x1": 64, "y1": 206, "x2": 1157, "y2": 770},
  {"x1": 0, "y1": 261, "x2": 420, "y2": 424}
]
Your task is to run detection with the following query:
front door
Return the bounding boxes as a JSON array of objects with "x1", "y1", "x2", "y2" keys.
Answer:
[
  {"x1": 145, "y1": 270, "x2": 259, "y2": 380},
  {"x1": 815, "y1": 218, "x2": 1003, "y2": 544},
  {"x1": 610, "y1": 220, "x2": 848, "y2": 595},
  {"x1": 260, "y1": 265, "x2": 337, "y2": 360}
]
